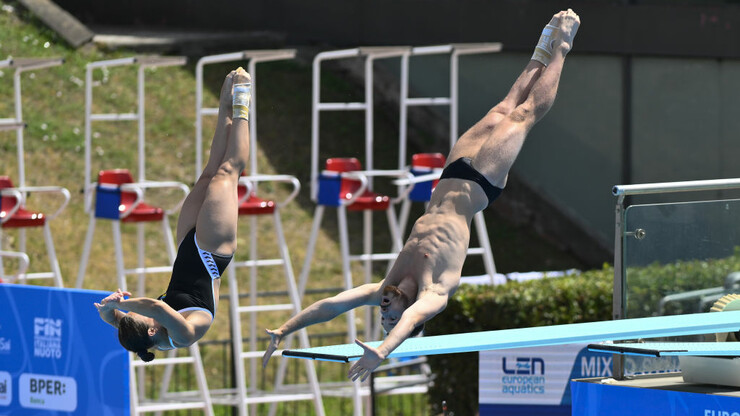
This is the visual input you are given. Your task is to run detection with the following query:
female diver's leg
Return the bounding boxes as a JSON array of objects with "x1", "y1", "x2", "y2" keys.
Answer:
[
  {"x1": 193, "y1": 67, "x2": 251, "y2": 256},
  {"x1": 176, "y1": 70, "x2": 236, "y2": 245}
]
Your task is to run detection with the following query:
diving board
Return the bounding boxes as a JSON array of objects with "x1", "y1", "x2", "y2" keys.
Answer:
[
  {"x1": 588, "y1": 342, "x2": 740, "y2": 357},
  {"x1": 282, "y1": 311, "x2": 740, "y2": 362}
]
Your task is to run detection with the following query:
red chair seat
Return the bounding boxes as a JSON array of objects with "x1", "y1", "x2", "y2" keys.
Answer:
[
  {"x1": 326, "y1": 158, "x2": 391, "y2": 211},
  {"x1": 1, "y1": 207, "x2": 46, "y2": 228},
  {"x1": 0, "y1": 176, "x2": 47, "y2": 228},
  {"x1": 121, "y1": 200, "x2": 165, "y2": 223},
  {"x1": 346, "y1": 190, "x2": 390, "y2": 211},
  {"x1": 412, "y1": 153, "x2": 446, "y2": 169},
  {"x1": 238, "y1": 194, "x2": 276, "y2": 216}
]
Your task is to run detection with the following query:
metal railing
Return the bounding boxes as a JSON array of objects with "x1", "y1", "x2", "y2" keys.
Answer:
[{"x1": 612, "y1": 177, "x2": 740, "y2": 379}]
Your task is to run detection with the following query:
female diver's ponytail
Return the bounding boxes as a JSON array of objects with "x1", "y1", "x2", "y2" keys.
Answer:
[{"x1": 136, "y1": 350, "x2": 155, "y2": 362}]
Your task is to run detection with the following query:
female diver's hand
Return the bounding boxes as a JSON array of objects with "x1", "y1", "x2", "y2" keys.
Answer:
[{"x1": 94, "y1": 288, "x2": 131, "y2": 311}]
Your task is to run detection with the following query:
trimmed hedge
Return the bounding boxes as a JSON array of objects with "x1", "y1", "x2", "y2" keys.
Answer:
[
  {"x1": 424, "y1": 265, "x2": 613, "y2": 416},
  {"x1": 625, "y1": 252, "x2": 740, "y2": 317},
  {"x1": 424, "y1": 254, "x2": 740, "y2": 415}
]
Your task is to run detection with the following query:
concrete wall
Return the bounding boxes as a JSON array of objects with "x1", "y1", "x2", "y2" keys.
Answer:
[{"x1": 390, "y1": 50, "x2": 740, "y2": 251}]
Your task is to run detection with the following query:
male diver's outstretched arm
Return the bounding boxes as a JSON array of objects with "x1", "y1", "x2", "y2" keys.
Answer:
[
  {"x1": 348, "y1": 291, "x2": 448, "y2": 382},
  {"x1": 262, "y1": 283, "x2": 382, "y2": 367}
]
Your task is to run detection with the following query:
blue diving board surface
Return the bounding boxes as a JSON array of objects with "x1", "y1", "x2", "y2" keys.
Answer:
[
  {"x1": 588, "y1": 342, "x2": 740, "y2": 357},
  {"x1": 281, "y1": 311, "x2": 740, "y2": 362}
]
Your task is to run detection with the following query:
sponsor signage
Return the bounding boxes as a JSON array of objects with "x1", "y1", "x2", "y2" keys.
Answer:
[
  {"x1": 571, "y1": 378, "x2": 740, "y2": 416},
  {"x1": 0, "y1": 284, "x2": 129, "y2": 415},
  {"x1": 19, "y1": 374, "x2": 77, "y2": 412},
  {"x1": 0, "y1": 371, "x2": 11, "y2": 406},
  {"x1": 479, "y1": 343, "x2": 613, "y2": 415}
]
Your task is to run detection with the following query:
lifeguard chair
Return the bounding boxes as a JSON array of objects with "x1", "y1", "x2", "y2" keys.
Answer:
[
  {"x1": 0, "y1": 57, "x2": 69, "y2": 287},
  {"x1": 75, "y1": 56, "x2": 214, "y2": 416},
  {"x1": 0, "y1": 250, "x2": 30, "y2": 283},
  {"x1": 299, "y1": 46, "x2": 417, "y2": 416},
  {"x1": 195, "y1": 50, "x2": 325, "y2": 416}
]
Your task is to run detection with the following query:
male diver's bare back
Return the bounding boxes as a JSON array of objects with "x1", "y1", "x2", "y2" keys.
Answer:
[{"x1": 388, "y1": 180, "x2": 486, "y2": 297}]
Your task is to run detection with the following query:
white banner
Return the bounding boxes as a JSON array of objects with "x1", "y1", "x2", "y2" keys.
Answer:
[
  {"x1": 18, "y1": 373, "x2": 77, "y2": 412},
  {"x1": 479, "y1": 343, "x2": 613, "y2": 405}
]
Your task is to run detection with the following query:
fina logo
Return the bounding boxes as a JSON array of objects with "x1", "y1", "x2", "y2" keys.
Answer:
[{"x1": 33, "y1": 318, "x2": 62, "y2": 359}]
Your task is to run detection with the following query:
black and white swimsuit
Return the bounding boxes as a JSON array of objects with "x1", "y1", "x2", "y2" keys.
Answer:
[
  {"x1": 439, "y1": 157, "x2": 503, "y2": 206},
  {"x1": 156, "y1": 228, "x2": 232, "y2": 350}
]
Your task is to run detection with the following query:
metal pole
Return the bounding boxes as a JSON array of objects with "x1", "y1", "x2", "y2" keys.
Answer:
[
  {"x1": 13, "y1": 68, "x2": 24, "y2": 187},
  {"x1": 612, "y1": 194, "x2": 625, "y2": 379},
  {"x1": 137, "y1": 66, "x2": 146, "y2": 182},
  {"x1": 311, "y1": 56, "x2": 322, "y2": 201},
  {"x1": 399, "y1": 53, "x2": 409, "y2": 170},
  {"x1": 195, "y1": 60, "x2": 204, "y2": 182},
  {"x1": 613, "y1": 178, "x2": 740, "y2": 196},
  {"x1": 369, "y1": 371, "x2": 376, "y2": 416},
  {"x1": 84, "y1": 64, "x2": 93, "y2": 191}
]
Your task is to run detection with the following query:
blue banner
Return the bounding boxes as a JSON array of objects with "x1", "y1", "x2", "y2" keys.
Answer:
[
  {"x1": 571, "y1": 378, "x2": 740, "y2": 416},
  {"x1": 0, "y1": 284, "x2": 129, "y2": 415}
]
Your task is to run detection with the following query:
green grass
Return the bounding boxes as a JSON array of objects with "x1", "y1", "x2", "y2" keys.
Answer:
[{"x1": 0, "y1": 2, "x2": 586, "y2": 414}]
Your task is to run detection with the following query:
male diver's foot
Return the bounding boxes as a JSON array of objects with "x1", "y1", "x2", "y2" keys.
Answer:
[
  {"x1": 233, "y1": 66, "x2": 251, "y2": 86},
  {"x1": 219, "y1": 70, "x2": 236, "y2": 116},
  {"x1": 546, "y1": 11, "x2": 562, "y2": 27},
  {"x1": 553, "y1": 9, "x2": 580, "y2": 55}
]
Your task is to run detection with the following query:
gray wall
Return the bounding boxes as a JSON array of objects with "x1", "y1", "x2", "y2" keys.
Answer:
[{"x1": 395, "y1": 51, "x2": 740, "y2": 249}]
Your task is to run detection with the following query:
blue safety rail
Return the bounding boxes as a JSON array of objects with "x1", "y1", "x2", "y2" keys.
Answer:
[
  {"x1": 282, "y1": 311, "x2": 740, "y2": 362},
  {"x1": 587, "y1": 342, "x2": 740, "y2": 357}
]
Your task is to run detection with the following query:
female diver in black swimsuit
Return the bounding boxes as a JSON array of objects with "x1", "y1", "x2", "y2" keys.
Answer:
[{"x1": 95, "y1": 67, "x2": 251, "y2": 361}]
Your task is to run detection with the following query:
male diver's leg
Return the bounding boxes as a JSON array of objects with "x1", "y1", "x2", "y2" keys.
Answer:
[
  {"x1": 471, "y1": 8, "x2": 580, "y2": 188},
  {"x1": 447, "y1": 12, "x2": 562, "y2": 163},
  {"x1": 194, "y1": 68, "x2": 252, "y2": 256},
  {"x1": 176, "y1": 70, "x2": 236, "y2": 245}
]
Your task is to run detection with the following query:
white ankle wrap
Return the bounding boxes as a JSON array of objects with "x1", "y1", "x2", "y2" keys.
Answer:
[
  {"x1": 531, "y1": 24, "x2": 559, "y2": 66},
  {"x1": 233, "y1": 83, "x2": 251, "y2": 120}
]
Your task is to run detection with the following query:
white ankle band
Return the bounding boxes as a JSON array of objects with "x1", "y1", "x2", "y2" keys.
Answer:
[
  {"x1": 531, "y1": 24, "x2": 559, "y2": 66},
  {"x1": 233, "y1": 83, "x2": 251, "y2": 120}
]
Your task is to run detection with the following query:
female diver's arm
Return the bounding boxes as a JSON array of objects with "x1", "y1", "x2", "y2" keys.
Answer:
[
  {"x1": 95, "y1": 305, "x2": 125, "y2": 328},
  {"x1": 262, "y1": 283, "x2": 382, "y2": 367},
  {"x1": 348, "y1": 292, "x2": 448, "y2": 382}
]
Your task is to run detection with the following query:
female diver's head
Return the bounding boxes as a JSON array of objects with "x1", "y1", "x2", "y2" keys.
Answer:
[{"x1": 117, "y1": 314, "x2": 157, "y2": 362}]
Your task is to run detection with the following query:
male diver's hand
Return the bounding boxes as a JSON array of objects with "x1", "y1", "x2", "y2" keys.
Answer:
[
  {"x1": 262, "y1": 328, "x2": 283, "y2": 368},
  {"x1": 347, "y1": 339, "x2": 385, "y2": 382}
]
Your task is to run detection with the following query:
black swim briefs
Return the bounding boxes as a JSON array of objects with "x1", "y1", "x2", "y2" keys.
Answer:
[{"x1": 439, "y1": 157, "x2": 503, "y2": 206}]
